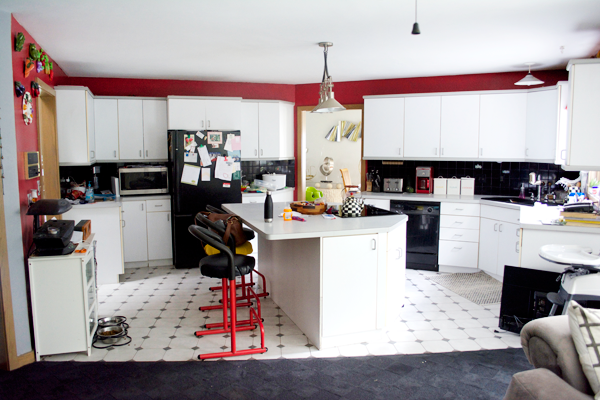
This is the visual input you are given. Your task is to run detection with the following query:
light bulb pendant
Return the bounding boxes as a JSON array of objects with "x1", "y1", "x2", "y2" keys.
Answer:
[{"x1": 412, "y1": 22, "x2": 420, "y2": 35}]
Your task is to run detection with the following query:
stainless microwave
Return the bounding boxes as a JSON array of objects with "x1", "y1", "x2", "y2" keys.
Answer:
[{"x1": 118, "y1": 166, "x2": 169, "y2": 195}]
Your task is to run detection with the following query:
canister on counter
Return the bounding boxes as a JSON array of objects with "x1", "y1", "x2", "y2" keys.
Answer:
[
  {"x1": 447, "y1": 177, "x2": 461, "y2": 195},
  {"x1": 460, "y1": 177, "x2": 475, "y2": 196},
  {"x1": 433, "y1": 177, "x2": 447, "y2": 195}
]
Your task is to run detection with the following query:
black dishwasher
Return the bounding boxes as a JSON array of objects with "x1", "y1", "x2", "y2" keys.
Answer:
[{"x1": 390, "y1": 201, "x2": 440, "y2": 271}]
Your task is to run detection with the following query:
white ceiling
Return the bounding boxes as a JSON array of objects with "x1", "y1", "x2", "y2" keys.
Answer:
[{"x1": 2, "y1": 0, "x2": 600, "y2": 84}]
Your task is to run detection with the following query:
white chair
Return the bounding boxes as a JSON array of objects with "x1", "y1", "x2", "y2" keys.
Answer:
[{"x1": 539, "y1": 244, "x2": 600, "y2": 316}]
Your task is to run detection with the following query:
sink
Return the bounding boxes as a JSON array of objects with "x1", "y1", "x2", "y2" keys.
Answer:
[{"x1": 481, "y1": 197, "x2": 562, "y2": 207}]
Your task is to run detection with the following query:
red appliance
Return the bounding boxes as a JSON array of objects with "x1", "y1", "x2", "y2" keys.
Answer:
[{"x1": 416, "y1": 167, "x2": 433, "y2": 194}]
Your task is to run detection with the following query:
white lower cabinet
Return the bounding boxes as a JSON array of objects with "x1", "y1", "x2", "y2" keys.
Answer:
[
  {"x1": 322, "y1": 234, "x2": 380, "y2": 337},
  {"x1": 122, "y1": 201, "x2": 149, "y2": 262},
  {"x1": 123, "y1": 198, "x2": 173, "y2": 266},
  {"x1": 123, "y1": 198, "x2": 172, "y2": 266},
  {"x1": 438, "y1": 202, "x2": 480, "y2": 269},
  {"x1": 146, "y1": 200, "x2": 173, "y2": 261},
  {"x1": 28, "y1": 235, "x2": 97, "y2": 360},
  {"x1": 478, "y1": 206, "x2": 521, "y2": 278},
  {"x1": 63, "y1": 206, "x2": 124, "y2": 285}
]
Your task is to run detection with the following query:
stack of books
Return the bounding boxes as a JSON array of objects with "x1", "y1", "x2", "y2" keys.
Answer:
[{"x1": 561, "y1": 211, "x2": 600, "y2": 227}]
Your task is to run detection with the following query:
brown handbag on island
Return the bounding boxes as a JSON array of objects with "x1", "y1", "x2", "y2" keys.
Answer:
[{"x1": 196, "y1": 211, "x2": 247, "y2": 247}]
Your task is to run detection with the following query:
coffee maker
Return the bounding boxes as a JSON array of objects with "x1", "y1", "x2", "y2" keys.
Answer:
[{"x1": 416, "y1": 167, "x2": 433, "y2": 194}]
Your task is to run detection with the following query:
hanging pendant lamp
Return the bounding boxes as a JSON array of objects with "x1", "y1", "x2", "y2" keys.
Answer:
[
  {"x1": 412, "y1": 0, "x2": 420, "y2": 35},
  {"x1": 311, "y1": 42, "x2": 346, "y2": 113},
  {"x1": 515, "y1": 63, "x2": 544, "y2": 86}
]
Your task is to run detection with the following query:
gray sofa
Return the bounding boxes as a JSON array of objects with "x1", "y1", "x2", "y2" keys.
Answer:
[{"x1": 504, "y1": 315, "x2": 594, "y2": 400}]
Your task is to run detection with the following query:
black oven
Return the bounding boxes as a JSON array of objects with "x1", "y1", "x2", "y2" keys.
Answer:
[
  {"x1": 390, "y1": 200, "x2": 440, "y2": 271},
  {"x1": 118, "y1": 166, "x2": 169, "y2": 195}
]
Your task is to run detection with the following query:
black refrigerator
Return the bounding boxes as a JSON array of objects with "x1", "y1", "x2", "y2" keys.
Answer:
[{"x1": 168, "y1": 130, "x2": 242, "y2": 269}]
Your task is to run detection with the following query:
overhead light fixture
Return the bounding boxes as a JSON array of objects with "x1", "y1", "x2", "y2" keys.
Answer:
[
  {"x1": 311, "y1": 42, "x2": 346, "y2": 113},
  {"x1": 515, "y1": 63, "x2": 544, "y2": 86},
  {"x1": 411, "y1": 0, "x2": 420, "y2": 35}
]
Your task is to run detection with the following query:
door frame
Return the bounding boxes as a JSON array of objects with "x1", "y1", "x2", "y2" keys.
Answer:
[
  {"x1": 35, "y1": 78, "x2": 59, "y2": 202},
  {"x1": 295, "y1": 104, "x2": 365, "y2": 201}
]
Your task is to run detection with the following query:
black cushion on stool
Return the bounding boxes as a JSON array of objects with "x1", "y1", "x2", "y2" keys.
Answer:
[{"x1": 200, "y1": 253, "x2": 255, "y2": 279}]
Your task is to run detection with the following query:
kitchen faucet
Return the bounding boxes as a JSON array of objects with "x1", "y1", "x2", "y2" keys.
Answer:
[{"x1": 529, "y1": 172, "x2": 544, "y2": 201}]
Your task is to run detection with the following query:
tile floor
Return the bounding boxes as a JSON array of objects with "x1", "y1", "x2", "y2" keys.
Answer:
[{"x1": 43, "y1": 267, "x2": 521, "y2": 362}]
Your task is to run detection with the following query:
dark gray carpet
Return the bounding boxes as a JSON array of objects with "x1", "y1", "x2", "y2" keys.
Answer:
[{"x1": 0, "y1": 348, "x2": 531, "y2": 400}]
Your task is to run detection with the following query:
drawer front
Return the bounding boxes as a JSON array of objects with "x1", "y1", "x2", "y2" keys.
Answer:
[
  {"x1": 242, "y1": 195, "x2": 266, "y2": 204},
  {"x1": 441, "y1": 202, "x2": 480, "y2": 216},
  {"x1": 440, "y1": 215, "x2": 480, "y2": 230},
  {"x1": 146, "y1": 199, "x2": 171, "y2": 212},
  {"x1": 481, "y1": 205, "x2": 520, "y2": 223},
  {"x1": 439, "y1": 227, "x2": 479, "y2": 243},
  {"x1": 438, "y1": 240, "x2": 479, "y2": 268}
]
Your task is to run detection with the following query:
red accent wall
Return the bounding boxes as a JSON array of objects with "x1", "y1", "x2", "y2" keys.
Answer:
[
  {"x1": 55, "y1": 77, "x2": 296, "y2": 102},
  {"x1": 11, "y1": 16, "x2": 67, "y2": 254},
  {"x1": 295, "y1": 70, "x2": 569, "y2": 107}
]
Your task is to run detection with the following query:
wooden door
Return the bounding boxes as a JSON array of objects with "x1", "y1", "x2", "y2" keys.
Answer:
[{"x1": 36, "y1": 79, "x2": 60, "y2": 200}]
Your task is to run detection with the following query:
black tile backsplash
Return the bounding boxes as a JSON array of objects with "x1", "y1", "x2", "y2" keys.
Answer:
[
  {"x1": 241, "y1": 160, "x2": 296, "y2": 188},
  {"x1": 368, "y1": 160, "x2": 580, "y2": 197}
]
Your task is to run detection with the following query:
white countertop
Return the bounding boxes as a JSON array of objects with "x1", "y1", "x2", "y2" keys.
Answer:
[
  {"x1": 242, "y1": 187, "x2": 294, "y2": 197},
  {"x1": 69, "y1": 194, "x2": 171, "y2": 209},
  {"x1": 520, "y1": 223, "x2": 600, "y2": 234},
  {"x1": 222, "y1": 202, "x2": 407, "y2": 240}
]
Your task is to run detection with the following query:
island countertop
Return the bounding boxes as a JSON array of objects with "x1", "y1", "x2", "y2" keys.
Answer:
[{"x1": 222, "y1": 202, "x2": 407, "y2": 240}]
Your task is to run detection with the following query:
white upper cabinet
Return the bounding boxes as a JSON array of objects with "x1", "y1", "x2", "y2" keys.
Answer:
[
  {"x1": 565, "y1": 59, "x2": 600, "y2": 169},
  {"x1": 94, "y1": 99, "x2": 119, "y2": 161},
  {"x1": 363, "y1": 98, "x2": 405, "y2": 159},
  {"x1": 241, "y1": 102, "x2": 259, "y2": 159},
  {"x1": 479, "y1": 92, "x2": 527, "y2": 160},
  {"x1": 440, "y1": 95, "x2": 480, "y2": 158},
  {"x1": 56, "y1": 87, "x2": 96, "y2": 165},
  {"x1": 142, "y1": 99, "x2": 168, "y2": 160},
  {"x1": 167, "y1": 98, "x2": 205, "y2": 130},
  {"x1": 167, "y1": 97, "x2": 241, "y2": 131},
  {"x1": 205, "y1": 99, "x2": 241, "y2": 130},
  {"x1": 525, "y1": 88, "x2": 559, "y2": 161},
  {"x1": 404, "y1": 96, "x2": 441, "y2": 158},
  {"x1": 118, "y1": 99, "x2": 145, "y2": 160},
  {"x1": 241, "y1": 100, "x2": 294, "y2": 160}
]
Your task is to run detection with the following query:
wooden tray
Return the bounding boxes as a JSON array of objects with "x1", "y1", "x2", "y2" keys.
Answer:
[{"x1": 290, "y1": 202, "x2": 327, "y2": 215}]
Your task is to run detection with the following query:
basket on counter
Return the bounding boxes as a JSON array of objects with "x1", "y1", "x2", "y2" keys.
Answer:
[{"x1": 290, "y1": 202, "x2": 327, "y2": 215}]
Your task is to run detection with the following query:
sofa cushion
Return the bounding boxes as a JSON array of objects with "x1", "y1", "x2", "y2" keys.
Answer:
[
  {"x1": 569, "y1": 301, "x2": 600, "y2": 399},
  {"x1": 504, "y1": 368, "x2": 593, "y2": 400},
  {"x1": 521, "y1": 315, "x2": 592, "y2": 395}
]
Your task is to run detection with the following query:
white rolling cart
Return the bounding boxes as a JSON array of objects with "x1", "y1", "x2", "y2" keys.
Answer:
[{"x1": 28, "y1": 234, "x2": 98, "y2": 360}]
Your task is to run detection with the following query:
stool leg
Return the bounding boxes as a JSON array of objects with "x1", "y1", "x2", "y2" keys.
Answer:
[
  {"x1": 195, "y1": 278, "x2": 256, "y2": 337},
  {"x1": 198, "y1": 280, "x2": 268, "y2": 360}
]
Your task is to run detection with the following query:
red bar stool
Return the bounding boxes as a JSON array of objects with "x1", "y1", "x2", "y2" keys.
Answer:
[
  {"x1": 195, "y1": 212, "x2": 269, "y2": 313},
  {"x1": 188, "y1": 225, "x2": 267, "y2": 360}
]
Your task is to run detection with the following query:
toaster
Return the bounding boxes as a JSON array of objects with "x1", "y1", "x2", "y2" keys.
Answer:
[{"x1": 383, "y1": 178, "x2": 403, "y2": 193}]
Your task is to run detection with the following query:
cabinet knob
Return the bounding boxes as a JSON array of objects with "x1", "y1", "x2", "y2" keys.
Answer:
[
  {"x1": 260, "y1": 149, "x2": 263, "y2": 156},
  {"x1": 494, "y1": 223, "x2": 498, "y2": 231},
  {"x1": 397, "y1": 248, "x2": 402, "y2": 259},
  {"x1": 525, "y1": 148, "x2": 529, "y2": 157},
  {"x1": 499, "y1": 224, "x2": 503, "y2": 232},
  {"x1": 139, "y1": 150, "x2": 142, "y2": 157},
  {"x1": 372, "y1": 239, "x2": 376, "y2": 250},
  {"x1": 255, "y1": 149, "x2": 257, "y2": 156},
  {"x1": 434, "y1": 147, "x2": 438, "y2": 156},
  {"x1": 515, "y1": 242, "x2": 520, "y2": 253},
  {"x1": 480, "y1": 148, "x2": 483, "y2": 156},
  {"x1": 146, "y1": 150, "x2": 149, "y2": 157},
  {"x1": 90, "y1": 150, "x2": 95, "y2": 158},
  {"x1": 114, "y1": 150, "x2": 117, "y2": 158}
]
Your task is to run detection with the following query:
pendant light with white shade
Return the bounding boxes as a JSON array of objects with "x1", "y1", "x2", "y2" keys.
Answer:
[
  {"x1": 515, "y1": 63, "x2": 544, "y2": 86},
  {"x1": 311, "y1": 42, "x2": 346, "y2": 113}
]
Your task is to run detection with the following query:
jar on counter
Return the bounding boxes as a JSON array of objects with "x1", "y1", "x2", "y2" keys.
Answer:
[{"x1": 283, "y1": 208, "x2": 293, "y2": 221}]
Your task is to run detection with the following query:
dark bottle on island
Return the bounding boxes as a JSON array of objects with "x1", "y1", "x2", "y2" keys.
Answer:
[{"x1": 264, "y1": 191, "x2": 273, "y2": 223}]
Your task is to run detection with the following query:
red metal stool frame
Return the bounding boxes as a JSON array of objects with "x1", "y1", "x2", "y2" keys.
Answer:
[{"x1": 188, "y1": 225, "x2": 267, "y2": 360}]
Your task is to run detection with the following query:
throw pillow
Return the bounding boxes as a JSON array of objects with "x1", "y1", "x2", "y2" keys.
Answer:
[{"x1": 568, "y1": 301, "x2": 600, "y2": 399}]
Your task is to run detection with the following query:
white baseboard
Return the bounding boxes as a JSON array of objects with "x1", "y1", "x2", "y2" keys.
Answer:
[{"x1": 124, "y1": 259, "x2": 173, "y2": 269}]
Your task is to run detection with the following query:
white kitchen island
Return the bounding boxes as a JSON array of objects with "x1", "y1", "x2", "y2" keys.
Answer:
[{"x1": 222, "y1": 202, "x2": 408, "y2": 349}]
